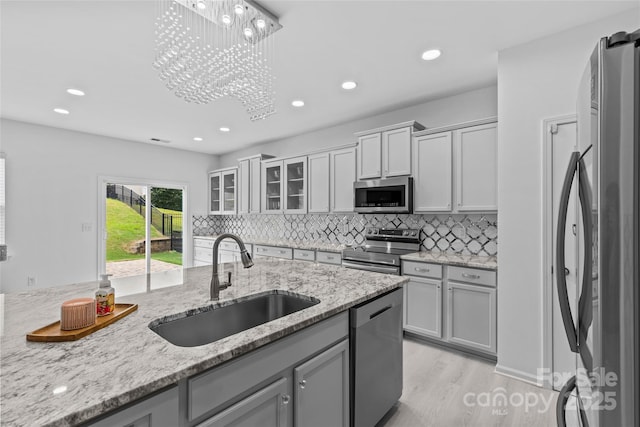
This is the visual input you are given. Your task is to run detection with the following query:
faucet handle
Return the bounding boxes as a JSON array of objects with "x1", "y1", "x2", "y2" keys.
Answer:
[{"x1": 222, "y1": 271, "x2": 232, "y2": 288}]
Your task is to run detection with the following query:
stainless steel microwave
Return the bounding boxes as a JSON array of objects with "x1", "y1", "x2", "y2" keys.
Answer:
[{"x1": 354, "y1": 177, "x2": 413, "y2": 213}]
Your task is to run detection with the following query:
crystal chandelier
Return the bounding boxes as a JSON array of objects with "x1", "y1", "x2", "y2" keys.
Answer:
[{"x1": 153, "y1": 0, "x2": 282, "y2": 121}]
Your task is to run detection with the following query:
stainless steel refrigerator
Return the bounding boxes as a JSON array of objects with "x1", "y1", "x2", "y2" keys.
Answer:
[{"x1": 555, "y1": 29, "x2": 639, "y2": 427}]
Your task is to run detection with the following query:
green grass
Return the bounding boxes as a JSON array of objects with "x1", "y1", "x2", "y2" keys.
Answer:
[
  {"x1": 157, "y1": 208, "x2": 183, "y2": 232},
  {"x1": 152, "y1": 251, "x2": 183, "y2": 265},
  {"x1": 106, "y1": 199, "x2": 162, "y2": 262}
]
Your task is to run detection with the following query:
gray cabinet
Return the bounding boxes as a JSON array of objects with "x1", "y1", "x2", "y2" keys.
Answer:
[
  {"x1": 294, "y1": 340, "x2": 349, "y2": 427},
  {"x1": 308, "y1": 153, "x2": 330, "y2": 213},
  {"x1": 238, "y1": 154, "x2": 274, "y2": 215},
  {"x1": 87, "y1": 386, "x2": 179, "y2": 427},
  {"x1": 446, "y1": 281, "x2": 496, "y2": 354},
  {"x1": 329, "y1": 147, "x2": 356, "y2": 212},
  {"x1": 253, "y1": 245, "x2": 293, "y2": 260},
  {"x1": 402, "y1": 261, "x2": 497, "y2": 357},
  {"x1": 197, "y1": 378, "x2": 290, "y2": 427},
  {"x1": 315, "y1": 251, "x2": 341, "y2": 265},
  {"x1": 404, "y1": 276, "x2": 442, "y2": 339},
  {"x1": 209, "y1": 168, "x2": 238, "y2": 215}
]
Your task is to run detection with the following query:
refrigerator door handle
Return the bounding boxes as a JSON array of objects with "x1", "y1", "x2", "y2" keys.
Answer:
[
  {"x1": 577, "y1": 156, "x2": 594, "y2": 372},
  {"x1": 556, "y1": 151, "x2": 580, "y2": 353},
  {"x1": 556, "y1": 375, "x2": 577, "y2": 427}
]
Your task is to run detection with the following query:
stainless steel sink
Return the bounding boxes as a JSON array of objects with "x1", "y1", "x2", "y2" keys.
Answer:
[{"x1": 149, "y1": 291, "x2": 320, "y2": 347}]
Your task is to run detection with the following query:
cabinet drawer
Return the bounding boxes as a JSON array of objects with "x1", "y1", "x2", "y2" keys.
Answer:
[
  {"x1": 194, "y1": 247, "x2": 213, "y2": 262},
  {"x1": 401, "y1": 261, "x2": 442, "y2": 279},
  {"x1": 294, "y1": 249, "x2": 315, "y2": 261},
  {"x1": 219, "y1": 241, "x2": 240, "y2": 252},
  {"x1": 194, "y1": 238, "x2": 215, "y2": 249},
  {"x1": 448, "y1": 266, "x2": 496, "y2": 287},
  {"x1": 316, "y1": 251, "x2": 341, "y2": 265},
  {"x1": 253, "y1": 245, "x2": 292, "y2": 259}
]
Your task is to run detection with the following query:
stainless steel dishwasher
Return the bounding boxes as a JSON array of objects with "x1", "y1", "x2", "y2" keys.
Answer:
[{"x1": 350, "y1": 288, "x2": 403, "y2": 427}]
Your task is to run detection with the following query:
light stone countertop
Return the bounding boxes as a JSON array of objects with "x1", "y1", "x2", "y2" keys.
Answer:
[
  {"x1": 194, "y1": 235, "x2": 346, "y2": 253},
  {"x1": 0, "y1": 258, "x2": 406, "y2": 426},
  {"x1": 400, "y1": 251, "x2": 498, "y2": 271}
]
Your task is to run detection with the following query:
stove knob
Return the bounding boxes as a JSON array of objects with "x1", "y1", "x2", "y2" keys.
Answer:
[
  {"x1": 410, "y1": 231, "x2": 417, "y2": 236},
  {"x1": 402, "y1": 230, "x2": 409, "y2": 236}
]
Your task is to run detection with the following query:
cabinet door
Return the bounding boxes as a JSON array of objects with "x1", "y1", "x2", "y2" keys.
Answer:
[
  {"x1": 382, "y1": 127, "x2": 412, "y2": 177},
  {"x1": 454, "y1": 123, "x2": 498, "y2": 211},
  {"x1": 446, "y1": 282, "x2": 496, "y2": 354},
  {"x1": 308, "y1": 153, "x2": 330, "y2": 213},
  {"x1": 197, "y1": 378, "x2": 290, "y2": 427},
  {"x1": 284, "y1": 156, "x2": 307, "y2": 214},
  {"x1": 238, "y1": 159, "x2": 250, "y2": 215},
  {"x1": 88, "y1": 387, "x2": 179, "y2": 427},
  {"x1": 221, "y1": 169, "x2": 237, "y2": 215},
  {"x1": 294, "y1": 340, "x2": 349, "y2": 427},
  {"x1": 413, "y1": 132, "x2": 453, "y2": 212},
  {"x1": 249, "y1": 157, "x2": 262, "y2": 213},
  {"x1": 330, "y1": 148, "x2": 356, "y2": 212},
  {"x1": 209, "y1": 172, "x2": 221, "y2": 214},
  {"x1": 403, "y1": 276, "x2": 442, "y2": 339},
  {"x1": 262, "y1": 161, "x2": 283, "y2": 213},
  {"x1": 357, "y1": 133, "x2": 382, "y2": 179}
]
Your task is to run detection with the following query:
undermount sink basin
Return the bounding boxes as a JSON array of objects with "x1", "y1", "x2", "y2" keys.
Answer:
[{"x1": 149, "y1": 290, "x2": 320, "y2": 347}]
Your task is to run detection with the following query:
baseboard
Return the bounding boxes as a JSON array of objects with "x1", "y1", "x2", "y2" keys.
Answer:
[{"x1": 494, "y1": 363, "x2": 542, "y2": 387}]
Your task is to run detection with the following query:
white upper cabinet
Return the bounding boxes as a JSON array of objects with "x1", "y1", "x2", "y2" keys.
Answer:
[
  {"x1": 209, "y1": 167, "x2": 237, "y2": 215},
  {"x1": 284, "y1": 156, "x2": 308, "y2": 214},
  {"x1": 382, "y1": 127, "x2": 412, "y2": 177},
  {"x1": 356, "y1": 121, "x2": 425, "y2": 180},
  {"x1": 357, "y1": 133, "x2": 382, "y2": 179},
  {"x1": 330, "y1": 147, "x2": 356, "y2": 212},
  {"x1": 413, "y1": 132, "x2": 453, "y2": 212},
  {"x1": 238, "y1": 159, "x2": 250, "y2": 215},
  {"x1": 261, "y1": 160, "x2": 283, "y2": 213},
  {"x1": 238, "y1": 154, "x2": 274, "y2": 215},
  {"x1": 454, "y1": 122, "x2": 498, "y2": 212},
  {"x1": 412, "y1": 118, "x2": 497, "y2": 213},
  {"x1": 308, "y1": 153, "x2": 330, "y2": 213}
]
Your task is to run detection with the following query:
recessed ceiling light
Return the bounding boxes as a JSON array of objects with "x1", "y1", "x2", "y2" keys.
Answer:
[
  {"x1": 53, "y1": 108, "x2": 69, "y2": 115},
  {"x1": 421, "y1": 49, "x2": 441, "y2": 61},
  {"x1": 66, "y1": 88, "x2": 85, "y2": 96},
  {"x1": 341, "y1": 81, "x2": 357, "y2": 90},
  {"x1": 193, "y1": 137, "x2": 203, "y2": 141},
  {"x1": 291, "y1": 100, "x2": 305, "y2": 107},
  {"x1": 219, "y1": 127, "x2": 230, "y2": 132}
]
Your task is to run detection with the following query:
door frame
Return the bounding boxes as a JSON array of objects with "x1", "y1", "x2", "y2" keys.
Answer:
[
  {"x1": 97, "y1": 175, "x2": 190, "y2": 278},
  {"x1": 541, "y1": 114, "x2": 576, "y2": 389}
]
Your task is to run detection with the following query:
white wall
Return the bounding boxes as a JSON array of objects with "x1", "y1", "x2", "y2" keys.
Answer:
[
  {"x1": 0, "y1": 119, "x2": 217, "y2": 293},
  {"x1": 496, "y1": 10, "x2": 639, "y2": 383},
  {"x1": 219, "y1": 85, "x2": 497, "y2": 166}
]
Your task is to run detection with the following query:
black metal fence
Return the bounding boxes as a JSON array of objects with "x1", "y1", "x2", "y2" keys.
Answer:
[{"x1": 106, "y1": 184, "x2": 183, "y2": 252}]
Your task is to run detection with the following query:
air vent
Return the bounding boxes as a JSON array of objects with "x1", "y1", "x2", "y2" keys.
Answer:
[{"x1": 150, "y1": 138, "x2": 171, "y2": 144}]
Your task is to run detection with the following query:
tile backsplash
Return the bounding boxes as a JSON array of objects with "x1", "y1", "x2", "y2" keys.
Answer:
[{"x1": 193, "y1": 213, "x2": 497, "y2": 257}]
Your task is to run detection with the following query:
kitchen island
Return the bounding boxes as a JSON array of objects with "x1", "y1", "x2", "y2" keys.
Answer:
[{"x1": 0, "y1": 258, "x2": 407, "y2": 426}]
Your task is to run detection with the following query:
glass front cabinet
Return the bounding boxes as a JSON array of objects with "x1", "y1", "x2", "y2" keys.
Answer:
[
  {"x1": 261, "y1": 157, "x2": 307, "y2": 214},
  {"x1": 209, "y1": 168, "x2": 237, "y2": 215}
]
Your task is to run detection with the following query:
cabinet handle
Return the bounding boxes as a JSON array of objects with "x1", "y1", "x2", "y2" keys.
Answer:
[
  {"x1": 327, "y1": 256, "x2": 334, "y2": 260},
  {"x1": 282, "y1": 395, "x2": 290, "y2": 405},
  {"x1": 414, "y1": 267, "x2": 430, "y2": 272},
  {"x1": 437, "y1": 285, "x2": 441, "y2": 289},
  {"x1": 280, "y1": 250, "x2": 286, "y2": 254},
  {"x1": 299, "y1": 379, "x2": 307, "y2": 389},
  {"x1": 462, "y1": 273, "x2": 481, "y2": 280}
]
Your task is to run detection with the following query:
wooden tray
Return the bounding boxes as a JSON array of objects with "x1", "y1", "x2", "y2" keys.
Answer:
[{"x1": 26, "y1": 303, "x2": 138, "y2": 342}]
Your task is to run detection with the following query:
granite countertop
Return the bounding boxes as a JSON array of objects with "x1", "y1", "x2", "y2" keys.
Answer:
[
  {"x1": 400, "y1": 251, "x2": 498, "y2": 271},
  {"x1": 194, "y1": 235, "x2": 346, "y2": 253},
  {"x1": 0, "y1": 258, "x2": 406, "y2": 426}
]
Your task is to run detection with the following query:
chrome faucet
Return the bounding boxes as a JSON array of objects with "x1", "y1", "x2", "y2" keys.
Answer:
[{"x1": 211, "y1": 234, "x2": 254, "y2": 301}]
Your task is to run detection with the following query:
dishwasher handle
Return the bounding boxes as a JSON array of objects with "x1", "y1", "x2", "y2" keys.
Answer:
[{"x1": 350, "y1": 288, "x2": 403, "y2": 328}]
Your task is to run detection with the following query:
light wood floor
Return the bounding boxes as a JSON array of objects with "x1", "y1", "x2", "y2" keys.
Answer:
[{"x1": 379, "y1": 337, "x2": 559, "y2": 427}]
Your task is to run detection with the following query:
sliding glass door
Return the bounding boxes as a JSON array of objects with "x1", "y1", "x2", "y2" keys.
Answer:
[{"x1": 101, "y1": 178, "x2": 186, "y2": 296}]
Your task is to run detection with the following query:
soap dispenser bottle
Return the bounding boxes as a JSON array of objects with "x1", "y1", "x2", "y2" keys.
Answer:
[{"x1": 96, "y1": 274, "x2": 115, "y2": 316}]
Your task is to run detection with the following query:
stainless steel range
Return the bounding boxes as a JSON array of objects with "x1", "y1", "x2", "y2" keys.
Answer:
[{"x1": 341, "y1": 228, "x2": 420, "y2": 275}]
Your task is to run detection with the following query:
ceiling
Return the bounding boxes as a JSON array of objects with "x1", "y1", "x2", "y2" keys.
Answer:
[{"x1": 1, "y1": 1, "x2": 637, "y2": 155}]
